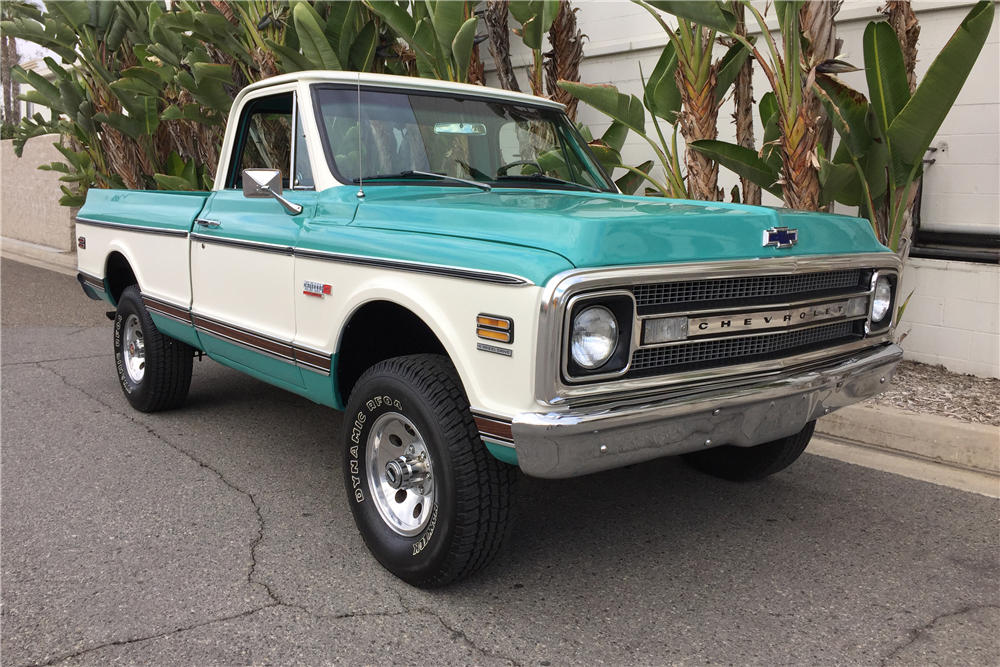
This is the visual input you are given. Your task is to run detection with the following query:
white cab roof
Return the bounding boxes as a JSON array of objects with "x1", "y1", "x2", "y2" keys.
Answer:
[{"x1": 238, "y1": 70, "x2": 566, "y2": 110}]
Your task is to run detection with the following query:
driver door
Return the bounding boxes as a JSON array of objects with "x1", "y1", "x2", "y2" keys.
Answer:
[{"x1": 190, "y1": 87, "x2": 315, "y2": 387}]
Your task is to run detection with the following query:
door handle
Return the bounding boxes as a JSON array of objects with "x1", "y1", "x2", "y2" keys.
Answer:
[{"x1": 195, "y1": 218, "x2": 221, "y2": 228}]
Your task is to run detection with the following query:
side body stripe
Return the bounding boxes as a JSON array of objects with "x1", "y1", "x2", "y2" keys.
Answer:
[{"x1": 141, "y1": 294, "x2": 333, "y2": 377}]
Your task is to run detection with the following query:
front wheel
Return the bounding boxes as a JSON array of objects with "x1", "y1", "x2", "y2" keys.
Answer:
[
  {"x1": 343, "y1": 355, "x2": 517, "y2": 587},
  {"x1": 681, "y1": 421, "x2": 816, "y2": 482},
  {"x1": 114, "y1": 285, "x2": 193, "y2": 412}
]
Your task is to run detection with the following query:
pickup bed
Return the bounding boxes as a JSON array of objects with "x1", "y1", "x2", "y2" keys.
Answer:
[{"x1": 76, "y1": 71, "x2": 903, "y2": 587}]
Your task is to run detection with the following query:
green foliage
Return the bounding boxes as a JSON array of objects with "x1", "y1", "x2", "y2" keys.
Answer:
[
  {"x1": 0, "y1": 0, "x2": 404, "y2": 205},
  {"x1": 815, "y1": 0, "x2": 994, "y2": 250},
  {"x1": 366, "y1": 1, "x2": 479, "y2": 82}
]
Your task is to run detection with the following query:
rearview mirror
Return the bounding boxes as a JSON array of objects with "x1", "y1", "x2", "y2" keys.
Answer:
[{"x1": 241, "y1": 169, "x2": 302, "y2": 215}]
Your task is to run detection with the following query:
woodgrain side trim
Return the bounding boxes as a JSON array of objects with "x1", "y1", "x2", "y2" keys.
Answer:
[
  {"x1": 142, "y1": 295, "x2": 193, "y2": 325},
  {"x1": 80, "y1": 272, "x2": 106, "y2": 292},
  {"x1": 474, "y1": 415, "x2": 514, "y2": 445}
]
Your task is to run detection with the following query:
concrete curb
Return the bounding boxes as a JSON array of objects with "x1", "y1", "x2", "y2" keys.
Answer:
[
  {"x1": 2, "y1": 236, "x2": 77, "y2": 276},
  {"x1": 817, "y1": 404, "x2": 1000, "y2": 475}
]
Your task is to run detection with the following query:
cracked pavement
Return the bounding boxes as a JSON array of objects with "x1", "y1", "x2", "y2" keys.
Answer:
[{"x1": 2, "y1": 257, "x2": 998, "y2": 666}]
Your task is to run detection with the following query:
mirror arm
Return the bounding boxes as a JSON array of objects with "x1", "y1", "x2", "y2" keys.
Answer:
[{"x1": 262, "y1": 185, "x2": 303, "y2": 215}]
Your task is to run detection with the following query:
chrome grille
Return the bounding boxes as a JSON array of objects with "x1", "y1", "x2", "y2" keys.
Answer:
[
  {"x1": 632, "y1": 269, "x2": 863, "y2": 310},
  {"x1": 629, "y1": 321, "x2": 857, "y2": 374}
]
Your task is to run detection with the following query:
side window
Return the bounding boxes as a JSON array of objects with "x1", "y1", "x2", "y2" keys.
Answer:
[
  {"x1": 293, "y1": 109, "x2": 314, "y2": 189},
  {"x1": 227, "y1": 92, "x2": 294, "y2": 189}
]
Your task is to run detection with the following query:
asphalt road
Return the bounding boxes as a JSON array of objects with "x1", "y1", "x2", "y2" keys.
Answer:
[{"x1": 2, "y1": 256, "x2": 998, "y2": 667}]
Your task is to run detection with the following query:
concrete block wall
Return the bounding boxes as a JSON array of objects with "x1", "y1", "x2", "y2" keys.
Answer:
[
  {"x1": 1, "y1": 135, "x2": 77, "y2": 252},
  {"x1": 899, "y1": 258, "x2": 1000, "y2": 378}
]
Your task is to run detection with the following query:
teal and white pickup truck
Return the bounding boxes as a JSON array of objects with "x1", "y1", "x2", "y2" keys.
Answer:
[{"x1": 76, "y1": 71, "x2": 902, "y2": 587}]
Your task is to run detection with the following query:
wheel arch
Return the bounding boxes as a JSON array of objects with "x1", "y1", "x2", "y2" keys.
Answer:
[
  {"x1": 335, "y1": 300, "x2": 449, "y2": 404},
  {"x1": 104, "y1": 250, "x2": 139, "y2": 305}
]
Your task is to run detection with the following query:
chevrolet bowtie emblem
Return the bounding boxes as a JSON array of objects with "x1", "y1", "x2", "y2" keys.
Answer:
[{"x1": 763, "y1": 226, "x2": 798, "y2": 249}]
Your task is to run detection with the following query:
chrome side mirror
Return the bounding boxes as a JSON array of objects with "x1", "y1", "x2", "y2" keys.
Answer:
[{"x1": 242, "y1": 169, "x2": 303, "y2": 215}]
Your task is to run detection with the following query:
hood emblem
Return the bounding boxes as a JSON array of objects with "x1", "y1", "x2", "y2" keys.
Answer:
[{"x1": 763, "y1": 227, "x2": 798, "y2": 249}]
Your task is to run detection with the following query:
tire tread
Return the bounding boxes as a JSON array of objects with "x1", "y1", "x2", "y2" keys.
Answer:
[{"x1": 352, "y1": 354, "x2": 517, "y2": 587}]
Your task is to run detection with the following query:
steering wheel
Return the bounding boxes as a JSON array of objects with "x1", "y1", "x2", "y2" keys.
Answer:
[{"x1": 496, "y1": 160, "x2": 542, "y2": 177}]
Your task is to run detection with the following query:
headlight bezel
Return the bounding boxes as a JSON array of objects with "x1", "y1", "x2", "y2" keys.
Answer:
[
  {"x1": 563, "y1": 291, "x2": 635, "y2": 381},
  {"x1": 868, "y1": 271, "x2": 897, "y2": 332}
]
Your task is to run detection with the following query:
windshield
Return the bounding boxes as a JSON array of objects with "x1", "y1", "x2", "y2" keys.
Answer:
[{"x1": 312, "y1": 85, "x2": 615, "y2": 192}]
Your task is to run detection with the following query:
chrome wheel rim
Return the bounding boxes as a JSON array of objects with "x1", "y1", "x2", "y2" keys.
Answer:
[
  {"x1": 365, "y1": 412, "x2": 435, "y2": 537},
  {"x1": 123, "y1": 314, "x2": 146, "y2": 384}
]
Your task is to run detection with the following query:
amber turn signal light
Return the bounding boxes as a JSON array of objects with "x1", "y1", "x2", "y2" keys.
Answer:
[{"x1": 476, "y1": 314, "x2": 513, "y2": 344}]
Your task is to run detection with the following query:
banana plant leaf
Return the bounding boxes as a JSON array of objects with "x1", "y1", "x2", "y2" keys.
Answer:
[
  {"x1": 818, "y1": 156, "x2": 856, "y2": 207},
  {"x1": 643, "y1": 42, "x2": 680, "y2": 123},
  {"x1": 451, "y1": 17, "x2": 479, "y2": 83},
  {"x1": 266, "y1": 39, "x2": 314, "y2": 73},
  {"x1": 644, "y1": 1, "x2": 738, "y2": 33},
  {"x1": 558, "y1": 81, "x2": 646, "y2": 135},
  {"x1": 349, "y1": 20, "x2": 379, "y2": 71},
  {"x1": 154, "y1": 174, "x2": 198, "y2": 191},
  {"x1": 616, "y1": 160, "x2": 654, "y2": 195},
  {"x1": 429, "y1": 0, "x2": 467, "y2": 61},
  {"x1": 47, "y1": 0, "x2": 89, "y2": 30},
  {"x1": 885, "y1": 0, "x2": 994, "y2": 172},
  {"x1": 294, "y1": 2, "x2": 342, "y2": 70},
  {"x1": 689, "y1": 139, "x2": 783, "y2": 198},
  {"x1": 864, "y1": 22, "x2": 911, "y2": 140},
  {"x1": 509, "y1": 0, "x2": 559, "y2": 50},
  {"x1": 714, "y1": 40, "x2": 751, "y2": 105},
  {"x1": 758, "y1": 92, "x2": 782, "y2": 172},
  {"x1": 601, "y1": 121, "x2": 629, "y2": 153},
  {"x1": 93, "y1": 111, "x2": 141, "y2": 140}
]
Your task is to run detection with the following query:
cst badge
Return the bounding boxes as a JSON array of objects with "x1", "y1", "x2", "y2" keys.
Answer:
[
  {"x1": 763, "y1": 227, "x2": 798, "y2": 249},
  {"x1": 303, "y1": 280, "x2": 332, "y2": 297}
]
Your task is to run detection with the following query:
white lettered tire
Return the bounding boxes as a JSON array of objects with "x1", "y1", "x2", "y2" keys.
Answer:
[
  {"x1": 113, "y1": 285, "x2": 193, "y2": 412},
  {"x1": 343, "y1": 355, "x2": 517, "y2": 587}
]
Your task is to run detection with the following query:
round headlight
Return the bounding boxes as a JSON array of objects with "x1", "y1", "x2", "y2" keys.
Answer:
[
  {"x1": 571, "y1": 306, "x2": 618, "y2": 369},
  {"x1": 871, "y1": 275, "x2": 892, "y2": 322}
]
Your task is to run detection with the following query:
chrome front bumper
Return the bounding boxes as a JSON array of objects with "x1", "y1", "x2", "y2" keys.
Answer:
[{"x1": 511, "y1": 344, "x2": 903, "y2": 479}]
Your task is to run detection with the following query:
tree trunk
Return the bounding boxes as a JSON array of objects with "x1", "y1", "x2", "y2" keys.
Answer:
[
  {"x1": 732, "y1": 4, "x2": 759, "y2": 205},
  {"x1": 780, "y1": 105, "x2": 821, "y2": 211},
  {"x1": 676, "y1": 23, "x2": 721, "y2": 202},
  {"x1": 485, "y1": 0, "x2": 520, "y2": 92},
  {"x1": 881, "y1": 0, "x2": 921, "y2": 260},
  {"x1": 545, "y1": 0, "x2": 584, "y2": 121},
  {"x1": 800, "y1": 1, "x2": 842, "y2": 178},
  {"x1": 1, "y1": 33, "x2": 20, "y2": 124}
]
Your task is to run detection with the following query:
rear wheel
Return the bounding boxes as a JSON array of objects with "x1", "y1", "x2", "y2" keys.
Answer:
[
  {"x1": 343, "y1": 354, "x2": 517, "y2": 587},
  {"x1": 113, "y1": 285, "x2": 193, "y2": 412},
  {"x1": 681, "y1": 421, "x2": 816, "y2": 482}
]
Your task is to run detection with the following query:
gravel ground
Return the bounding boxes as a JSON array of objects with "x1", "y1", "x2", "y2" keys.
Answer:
[{"x1": 866, "y1": 360, "x2": 1000, "y2": 427}]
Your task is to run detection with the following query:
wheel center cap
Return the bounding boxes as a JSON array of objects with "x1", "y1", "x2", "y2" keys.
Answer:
[
  {"x1": 385, "y1": 460, "x2": 403, "y2": 489},
  {"x1": 129, "y1": 343, "x2": 135, "y2": 356}
]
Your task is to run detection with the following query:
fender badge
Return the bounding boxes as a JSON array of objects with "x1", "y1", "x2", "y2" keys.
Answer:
[
  {"x1": 763, "y1": 227, "x2": 798, "y2": 249},
  {"x1": 303, "y1": 280, "x2": 332, "y2": 297},
  {"x1": 477, "y1": 343, "x2": 512, "y2": 357}
]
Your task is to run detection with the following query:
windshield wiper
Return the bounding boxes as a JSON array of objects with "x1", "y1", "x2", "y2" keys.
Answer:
[
  {"x1": 494, "y1": 173, "x2": 601, "y2": 193},
  {"x1": 354, "y1": 170, "x2": 491, "y2": 192}
]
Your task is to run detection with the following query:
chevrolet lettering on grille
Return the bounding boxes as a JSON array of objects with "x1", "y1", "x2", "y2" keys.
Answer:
[
  {"x1": 763, "y1": 226, "x2": 798, "y2": 249},
  {"x1": 687, "y1": 300, "x2": 851, "y2": 337}
]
